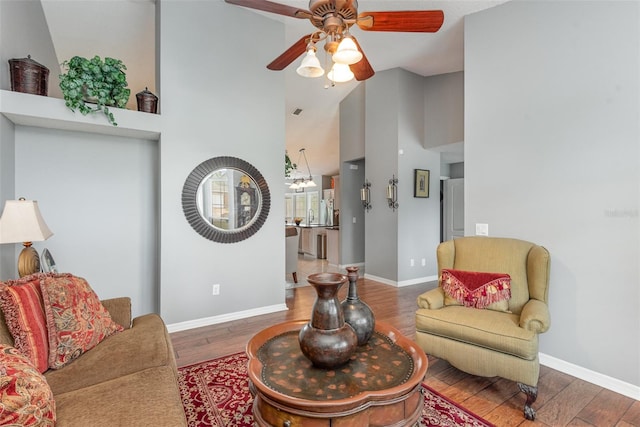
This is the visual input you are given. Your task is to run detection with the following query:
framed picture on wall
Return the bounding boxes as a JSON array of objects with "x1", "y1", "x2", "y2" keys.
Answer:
[{"x1": 414, "y1": 169, "x2": 430, "y2": 198}]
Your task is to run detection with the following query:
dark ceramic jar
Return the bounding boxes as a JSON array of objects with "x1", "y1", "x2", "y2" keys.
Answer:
[{"x1": 298, "y1": 272, "x2": 357, "y2": 368}]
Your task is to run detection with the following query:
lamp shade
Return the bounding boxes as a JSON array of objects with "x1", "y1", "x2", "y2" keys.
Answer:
[
  {"x1": 327, "y1": 63, "x2": 354, "y2": 83},
  {"x1": 296, "y1": 49, "x2": 324, "y2": 78},
  {"x1": 333, "y1": 36, "x2": 363, "y2": 65},
  {"x1": 0, "y1": 199, "x2": 53, "y2": 244}
]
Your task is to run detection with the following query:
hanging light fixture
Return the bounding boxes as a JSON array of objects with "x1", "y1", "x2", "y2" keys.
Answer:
[
  {"x1": 327, "y1": 62, "x2": 354, "y2": 83},
  {"x1": 296, "y1": 44, "x2": 324, "y2": 78},
  {"x1": 288, "y1": 148, "x2": 316, "y2": 190},
  {"x1": 293, "y1": 29, "x2": 360, "y2": 86},
  {"x1": 332, "y1": 34, "x2": 363, "y2": 65}
]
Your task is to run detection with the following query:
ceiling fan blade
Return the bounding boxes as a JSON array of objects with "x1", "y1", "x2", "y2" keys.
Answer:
[
  {"x1": 357, "y1": 10, "x2": 444, "y2": 32},
  {"x1": 224, "y1": 0, "x2": 312, "y2": 19},
  {"x1": 350, "y1": 37, "x2": 375, "y2": 81},
  {"x1": 267, "y1": 34, "x2": 312, "y2": 71}
]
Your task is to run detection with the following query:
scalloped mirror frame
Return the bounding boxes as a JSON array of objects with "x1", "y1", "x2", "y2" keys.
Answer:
[{"x1": 182, "y1": 156, "x2": 271, "y2": 243}]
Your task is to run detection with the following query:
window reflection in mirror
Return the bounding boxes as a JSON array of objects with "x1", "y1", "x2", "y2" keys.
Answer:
[{"x1": 197, "y1": 169, "x2": 261, "y2": 231}]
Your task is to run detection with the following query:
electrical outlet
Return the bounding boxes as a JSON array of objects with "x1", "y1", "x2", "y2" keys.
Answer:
[
  {"x1": 212, "y1": 284, "x2": 220, "y2": 295},
  {"x1": 410, "y1": 259, "x2": 415, "y2": 267},
  {"x1": 421, "y1": 258, "x2": 426, "y2": 267},
  {"x1": 352, "y1": 216, "x2": 356, "y2": 223}
]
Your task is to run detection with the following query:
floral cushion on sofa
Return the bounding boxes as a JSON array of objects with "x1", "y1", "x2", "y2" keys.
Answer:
[
  {"x1": 39, "y1": 273, "x2": 123, "y2": 370},
  {"x1": 0, "y1": 274, "x2": 50, "y2": 373},
  {"x1": 0, "y1": 344, "x2": 55, "y2": 426}
]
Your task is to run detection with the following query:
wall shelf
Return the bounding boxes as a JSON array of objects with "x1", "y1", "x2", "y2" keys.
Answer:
[{"x1": 0, "y1": 90, "x2": 161, "y2": 140}]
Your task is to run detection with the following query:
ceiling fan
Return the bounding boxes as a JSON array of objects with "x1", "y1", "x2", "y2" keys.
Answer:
[{"x1": 225, "y1": 0, "x2": 444, "y2": 82}]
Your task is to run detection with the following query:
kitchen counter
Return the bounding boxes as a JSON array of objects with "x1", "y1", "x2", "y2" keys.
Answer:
[{"x1": 296, "y1": 226, "x2": 327, "y2": 258}]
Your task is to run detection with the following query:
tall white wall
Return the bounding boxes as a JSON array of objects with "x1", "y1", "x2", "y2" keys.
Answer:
[
  {"x1": 159, "y1": 1, "x2": 286, "y2": 324},
  {"x1": 465, "y1": 0, "x2": 639, "y2": 387}
]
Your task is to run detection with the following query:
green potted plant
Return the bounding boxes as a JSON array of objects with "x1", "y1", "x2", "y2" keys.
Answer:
[
  {"x1": 285, "y1": 152, "x2": 296, "y2": 177},
  {"x1": 59, "y1": 55, "x2": 131, "y2": 126}
]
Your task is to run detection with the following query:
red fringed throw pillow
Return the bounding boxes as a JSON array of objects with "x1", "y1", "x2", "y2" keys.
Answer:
[
  {"x1": 0, "y1": 274, "x2": 50, "y2": 373},
  {"x1": 39, "y1": 273, "x2": 123, "y2": 370},
  {"x1": 441, "y1": 269, "x2": 511, "y2": 309}
]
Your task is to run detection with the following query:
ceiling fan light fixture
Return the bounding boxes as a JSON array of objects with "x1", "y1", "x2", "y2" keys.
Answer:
[
  {"x1": 327, "y1": 62, "x2": 354, "y2": 83},
  {"x1": 332, "y1": 36, "x2": 363, "y2": 65},
  {"x1": 296, "y1": 48, "x2": 324, "y2": 78}
]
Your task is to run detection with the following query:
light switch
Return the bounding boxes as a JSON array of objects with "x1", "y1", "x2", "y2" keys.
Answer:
[{"x1": 475, "y1": 223, "x2": 489, "y2": 236}]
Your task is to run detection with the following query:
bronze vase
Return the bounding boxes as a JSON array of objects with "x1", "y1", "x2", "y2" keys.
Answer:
[
  {"x1": 298, "y1": 272, "x2": 357, "y2": 368},
  {"x1": 341, "y1": 266, "x2": 375, "y2": 345}
]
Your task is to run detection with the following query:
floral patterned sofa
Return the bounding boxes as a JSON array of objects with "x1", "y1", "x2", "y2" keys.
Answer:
[{"x1": 0, "y1": 273, "x2": 187, "y2": 426}]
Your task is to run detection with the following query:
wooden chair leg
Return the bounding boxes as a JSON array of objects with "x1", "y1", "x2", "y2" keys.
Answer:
[
  {"x1": 518, "y1": 382, "x2": 538, "y2": 420},
  {"x1": 293, "y1": 272, "x2": 298, "y2": 283}
]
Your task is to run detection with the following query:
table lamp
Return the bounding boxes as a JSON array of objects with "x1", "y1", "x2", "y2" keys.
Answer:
[{"x1": 0, "y1": 198, "x2": 53, "y2": 277}]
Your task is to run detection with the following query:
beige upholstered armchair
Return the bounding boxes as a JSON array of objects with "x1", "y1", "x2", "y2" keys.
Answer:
[{"x1": 415, "y1": 236, "x2": 550, "y2": 420}]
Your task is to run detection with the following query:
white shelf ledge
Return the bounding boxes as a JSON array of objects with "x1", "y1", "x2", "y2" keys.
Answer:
[{"x1": 0, "y1": 90, "x2": 161, "y2": 140}]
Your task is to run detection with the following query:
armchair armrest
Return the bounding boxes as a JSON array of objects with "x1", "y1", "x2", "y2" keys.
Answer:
[
  {"x1": 101, "y1": 297, "x2": 132, "y2": 329},
  {"x1": 417, "y1": 288, "x2": 445, "y2": 310},
  {"x1": 519, "y1": 299, "x2": 550, "y2": 333}
]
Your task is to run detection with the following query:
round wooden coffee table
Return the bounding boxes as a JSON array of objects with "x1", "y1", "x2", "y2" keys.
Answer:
[{"x1": 246, "y1": 320, "x2": 428, "y2": 427}]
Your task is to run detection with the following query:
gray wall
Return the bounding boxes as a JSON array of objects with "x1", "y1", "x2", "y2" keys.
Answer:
[
  {"x1": 338, "y1": 158, "x2": 365, "y2": 266},
  {"x1": 14, "y1": 128, "x2": 159, "y2": 316},
  {"x1": 339, "y1": 84, "x2": 366, "y2": 266},
  {"x1": 466, "y1": 0, "x2": 639, "y2": 387},
  {"x1": 397, "y1": 70, "x2": 440, "y2": 282},
  {"x1": 424, "y1": 71, "x2": 464, "y2": 149},
  {"x1": 0, "y1": 0, "x2": 61, "y2": 278},
  {"x1": 159, "y1": 1, "x2": 285, "y2": 324},
  {"x1": 359, "y1": 69, "x2": 442, "y2": 285},
  {"x1": 0, "y1": 1, "x2": 286, "y2": 325},
  {"x1": 364, "y1": 70, "x2": 400, "y2": 281},
  {"x1": 0, "y1": 0, "x2": 62, "y2": 99}
]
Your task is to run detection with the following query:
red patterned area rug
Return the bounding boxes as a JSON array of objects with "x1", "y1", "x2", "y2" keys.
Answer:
[{"x1": 178, "y1": 352, "x2": 494, "y2": 427}]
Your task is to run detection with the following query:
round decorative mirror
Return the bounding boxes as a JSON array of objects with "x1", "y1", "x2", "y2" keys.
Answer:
[{"x1": 182, "y1": 156, "x2": 271, "y2": 243}]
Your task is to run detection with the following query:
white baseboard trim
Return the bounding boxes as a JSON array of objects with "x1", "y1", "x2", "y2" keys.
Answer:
[
  {"x1": 363, "y1": 273, "x2": 397, "y2": 287},
  {"x1": 166, "y1": 303, "x2": 288, "y2": 333},
  {"x1": 398, "y1": 275, "x2": 438, "y2": 287},
  {"x1": 363, "y1": 273, "x2": 438, "y2": 288},
  {"x1": 539, "y1": 353, "x2": 640, "y2": 400}
]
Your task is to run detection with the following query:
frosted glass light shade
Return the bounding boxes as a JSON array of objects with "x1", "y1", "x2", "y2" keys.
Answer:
[
  {"x1": 296, "y1": 49, "x2": 324, "y2": 78},
  {"x1": 305, "y1": 180, "x2": 317, "y2": 188},
  {"x1": 327, "y1": 63, "x2": 354, "y2": 83},
  {"x1": 333, "y1": 37, "x2": 363, "y2": 65}
]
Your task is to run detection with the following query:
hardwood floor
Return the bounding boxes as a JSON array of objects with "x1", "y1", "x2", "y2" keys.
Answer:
[{"x1": 170, "y1": 275, "x2": 639, "y2": 427}]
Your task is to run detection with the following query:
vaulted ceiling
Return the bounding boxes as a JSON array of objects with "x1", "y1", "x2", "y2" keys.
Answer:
[{"x1": 41, "y1": 0, "x2": 507, "y2": 176}]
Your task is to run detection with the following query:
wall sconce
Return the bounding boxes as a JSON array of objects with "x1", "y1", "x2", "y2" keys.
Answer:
[
  {"x1": 360, "y1": 180, "x2": 371, "y2": 211},
  {"x1": 387, "y1": 175, "x2": 399, "y2": 211}
]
